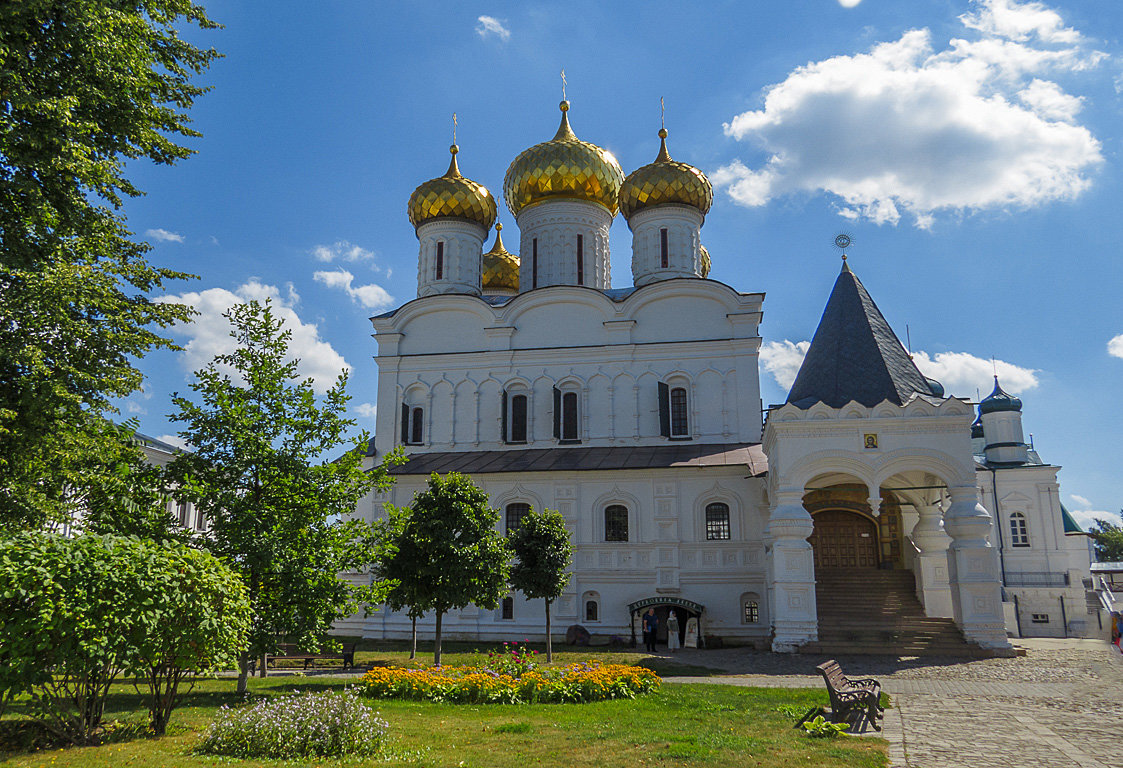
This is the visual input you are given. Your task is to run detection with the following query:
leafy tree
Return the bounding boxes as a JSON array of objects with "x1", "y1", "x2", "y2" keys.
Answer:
[
  {"x1": 166, "y1": 300, "x2": 396, "y2": 694},
  {"x1": 508, "y1": 508, "x2": 573, "y2": 663},
  {"x1": 1090, "y1": 517, "x2": 1123, "y2": 562},
  {"x1": 0, "y1": 1, "x2": 218, "y2": 528},
  {"x1": 126, "y1": 542, "x2": 251, "y2": 735},
  {"x1": 388, "y1": 473, "x2": 510, "y2": 666},
  {"x1": 373, "y1": 507, "x2": 433, "y2": 660},
  {"x1": 0, "y1": 533, "x2": 249, "y2": 743}
]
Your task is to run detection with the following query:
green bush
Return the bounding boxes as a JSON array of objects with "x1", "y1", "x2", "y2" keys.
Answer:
[
  {"x1": 0, "y1": 533, "x2": 250, "y2": 742},
  {"x1": 196, "y1": 688, "x2": 388, "y2": 759}
]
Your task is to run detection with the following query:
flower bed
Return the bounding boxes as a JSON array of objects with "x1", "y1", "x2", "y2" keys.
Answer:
[
  {"x1": 196, "y1": 688, "x2": 388, "y2": 759},
  {"x1": 360, "y1": 661, "x2": 660, "y2": 704}
]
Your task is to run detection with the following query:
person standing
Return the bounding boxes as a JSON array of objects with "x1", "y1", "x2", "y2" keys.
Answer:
[
  {"x1": 643, "y1": 608, "x2": 658, "y2": 652},
  {"x1": 666, "y1": 611, "x2": 680, "y2": 652}
]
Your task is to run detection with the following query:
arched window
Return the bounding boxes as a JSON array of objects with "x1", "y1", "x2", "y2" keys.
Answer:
[
  {"x1": 177, "y1": 500, "x2": 189, "y2": 527},
  {"x1": 501, "y1": 596, "x2": 514, "y2": 620},
  {"x1": 658, "y1": 381, "x2": 691, "y2": 439},
  {"x1": 1010, "y1": 512, "x2": 1030, "y2": 547},
  {"x1": 506, "y1": 503, "x2": 530, "y2": 534},
  {"x1": 576, "y1": 234, "x2": 584, "y2": 286},
  {"x1": 660, "y1": 228, "x2": 668, "y2": 268},
  {"x1": 410, "y1": 407, "x2": 424, "y2": 445},
  {"x1": 554, "y1": 386, "x2": 580, "y2": 443},
  {"x1": 585, "y1": 600, "x2": 598, "y2": 622},
  {"x1": 705, "y1": 502, "x2": 731, "y2": 540},
  {"x1": 605, "y1": 505, "x2": 628, "y2": 542},
  {"x1": 670, "y1": 387, "x2": 688, "y2": 437},
  {"x1": 504, "y1": 393, "x2": 528, "y2": 443},
  {"x1": 741, "y1": 592, "x2": 761, "y2": 624},
  {"x1": 435, "y1": 241, "x2": 444, "y2": 280}
]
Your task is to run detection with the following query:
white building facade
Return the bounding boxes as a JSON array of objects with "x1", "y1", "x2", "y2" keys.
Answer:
[{"x1": 341, "y1": 100, "x2": 1095, "y2": 650}]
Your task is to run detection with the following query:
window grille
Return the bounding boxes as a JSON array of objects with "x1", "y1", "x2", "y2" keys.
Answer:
[{"x1": 604, "y1": 505, "x2": 628, "y2": 542}]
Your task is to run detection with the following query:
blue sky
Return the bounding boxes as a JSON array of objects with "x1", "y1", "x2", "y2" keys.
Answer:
[{"x1": 120, "y1": 0, "x2": 1122, "y2": 527}]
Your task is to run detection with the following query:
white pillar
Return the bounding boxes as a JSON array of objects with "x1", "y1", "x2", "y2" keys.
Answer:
[
  {"x1": 767, "y1": 490, "x2": 817, "y2": 652},
  {"x1": 911, "y1": 502, "x2": 954, "y2": 618},
  {"x1": 944, "y1": 486, "x2": 1010, "y2": 648}
]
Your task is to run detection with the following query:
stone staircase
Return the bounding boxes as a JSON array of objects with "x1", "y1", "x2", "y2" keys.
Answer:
[{"x1": 798, "y1": 568, "x2": 993, "y2": 657}]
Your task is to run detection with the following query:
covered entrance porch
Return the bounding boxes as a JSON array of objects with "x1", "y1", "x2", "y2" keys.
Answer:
[{"x1": 627, "y1": 597, "x2": 704, "y2": 649}]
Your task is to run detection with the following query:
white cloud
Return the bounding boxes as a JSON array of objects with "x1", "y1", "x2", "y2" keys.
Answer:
[
  {"x1": 313, "y1": 269, "x2": 394, "y2": 311},
  {"x1": 354, "y1": 403, "x2": 378, "y2": 420},
  {"x1": 838, "y1": 0, "x2": 862, "y2": 7},
  {"x1": 125, "y1": 401, "x2": 147, "y2": 415},
  {"x1": 310, "y1": 241, "x2": 374, "y2": 263},
  {"x1": 146, "y1": 228, "x2": 184, "y2": 243},
  {"x1": 959, "y1": 0, "x2": 1081, "y2": 44},
  {"x1": 716, "y1": 0, "x2": 1104, "y2": 228},
  {"x1": 1067, "y1": 494, "x2": 1122, "y2": 530},
  {"x1": 476, "y1": 15, "x2": 510, "y2": 41},
  {"x1": 156, "y1": 434, "x2": 191, "y2": 451},
  {"x1": 161, "y1": 280, "x2": 350, "y2": 394},
  {"x1": 759, "y1": 340, "x2": 812, "y2": 390},
  {"x1": 761, "y1": 340, "x2": 1037, "y2": 398},
  {"x1": 1108, "y1": 334, "x2": 1123, "y2": 359}
]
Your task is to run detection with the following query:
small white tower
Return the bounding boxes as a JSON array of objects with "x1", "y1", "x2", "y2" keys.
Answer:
[
  {"x1": 620, "y1": 127, "x2": 713, "y2": 287},
  {"x1": 503, "y1": 101, "x2": 624, "y2": 291},
  {"x1": 979, "y1": 376, "x2": 1029, "y2": 465},
  {"x1": 407, "y1": 144, "x2": 497, "y2": 297}
]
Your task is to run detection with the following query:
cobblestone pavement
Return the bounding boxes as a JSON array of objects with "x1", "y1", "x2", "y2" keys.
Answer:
[{"x1": 661, "y1": 640, "x2": 1123, "y2": 768}]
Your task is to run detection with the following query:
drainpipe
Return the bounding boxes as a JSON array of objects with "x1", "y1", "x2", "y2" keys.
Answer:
[
  {"x1": 1059, "y1": 596, "x2": 1068, "y2": 639},
  {"x1": 989, "y1": 468, "x2": 1008, "y2": 588},
  {"x1": 1013, "y1": 593, "x2": 1023, "y2": 637}
]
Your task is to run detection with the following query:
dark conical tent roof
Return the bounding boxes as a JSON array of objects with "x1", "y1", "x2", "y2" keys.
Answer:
[{"x1": 786, "y1": 262, "x2": 939, "y2": 409}]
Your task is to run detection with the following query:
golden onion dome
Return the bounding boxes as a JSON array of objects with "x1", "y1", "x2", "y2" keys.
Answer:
[
  {"x1": 481, "y1": 223, "x2": 520, "y2": 293},
  {"x1": 619, "y1": 128, "x2": 713, "y2": 221},
  {"x1": 503, "y1": 101, "x2": 624, "y2": 217},
  {"x1": 408, "y1": 144, "x2": 497, "y2": 231},
  {"x1": 700, "y1": 244, "x2": 711, "y2": 278}
]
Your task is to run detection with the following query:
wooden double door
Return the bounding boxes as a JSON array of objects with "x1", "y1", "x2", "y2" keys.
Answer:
[{"x1": 809, "y1": 510, "x2": 878, "y2": 569}]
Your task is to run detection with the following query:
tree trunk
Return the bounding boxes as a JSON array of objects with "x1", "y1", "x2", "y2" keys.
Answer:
[
  {"x1": 410, "y1": 616, "x2": 417, "y2": 660},
  {"x1": 545, "y1": 598, "x2": 553, "y2": 663},
  {"x1": 237, "y1": 651, "x2": 250, "y2": 695},
  {"x1": 433, "y1": 609, "x2": 443, "y2": 667},
  {"x1": 258, "y1": 651, "x2": 267, "y2": 678}
]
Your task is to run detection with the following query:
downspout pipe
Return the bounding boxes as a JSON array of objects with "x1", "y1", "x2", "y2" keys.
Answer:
[{"x1": 989, "y1": 467, "x2": 1008, "y2": 589}]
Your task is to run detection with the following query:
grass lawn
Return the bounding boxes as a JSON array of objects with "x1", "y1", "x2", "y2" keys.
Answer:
[{"x1": 0, "y1": 675, "x2": 887, "y2": 768}]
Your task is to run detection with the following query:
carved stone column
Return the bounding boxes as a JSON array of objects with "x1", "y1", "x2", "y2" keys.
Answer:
[
  {"x1": 911, "y1": 502, "x2": 954, "y2": 618},
  {"x1": 943, "y1": 485, "x2": 1010, "y2": 648},
  {"x1": 767, "y1": 490, "x2": 817, "y2": 652}
]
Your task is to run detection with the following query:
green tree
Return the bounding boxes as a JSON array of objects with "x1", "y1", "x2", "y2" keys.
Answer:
[
  {"x1": 0, "y1": 1, "x2": 218, "y2": 528},
  {"x1": 166, "y1": 300, "x2": 396, "y2": 694},
  {"x1": 1090, "y1": 517, "x2": 1123, "y2": 562},
  {"x1": 373, "y1": 507, "x2": 433, "y2": 660},
  {"x1": 388, "y1": 473, "x2": 510, "y2": 666},
  {"x1": 508, "y1": 508, "x2": 573, "y2": 663},
  {"x1": 0, "y1": 533, "x2": 249, "y2": 743}
]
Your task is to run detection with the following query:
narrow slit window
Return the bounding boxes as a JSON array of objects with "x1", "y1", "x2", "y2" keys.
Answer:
[
  {"x1": 435, "y1": 241, "x2": 444, "y2": 280},
  {"x1": 604, "y1": 505, "x2": 628, "y2": 542},
  {"x1": 576, "y1": 234, "x2": 584, "y2": 285},
  {"x1": 660, "y1": 228, "x2": 668, "y2": 268},
  {"x1": 410, "y1": 407, "x2": 424, "y2": 444},
  {"x1": 561, "y1": 391, "x2": 578, "y2": 441},
  {"x1": 532, "y1": 238, "x2": 538, "y2": 289},
  {"x1": 510, "y1": 394, "x2": 528, "y2": 442},
  {"x1": 670, "y1": 386, "x2": 688, "y2": 436}
]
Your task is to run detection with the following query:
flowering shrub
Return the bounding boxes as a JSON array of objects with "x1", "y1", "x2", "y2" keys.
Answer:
[
  {"x1": 361, "y1": 662, "x2": 660, "y2": 704},
  {"x1": 486, "y1": 641, "x2": 538, "y2": 676},
  {"x1": 196, "y1": 688, "x2": 388, "y2": 759}
]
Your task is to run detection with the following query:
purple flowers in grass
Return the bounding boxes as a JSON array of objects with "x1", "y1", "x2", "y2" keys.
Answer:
[{"x1": 197, "y1": 688, "x2": 388, "y2": 759}]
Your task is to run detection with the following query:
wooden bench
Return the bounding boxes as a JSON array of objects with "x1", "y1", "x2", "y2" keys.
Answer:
[
  {"x1": 253, "y1": 642, "x2": 357, "y2": 673},
  {"x1": 815, "y1": 660, "x2": 883, "y2": 732}
]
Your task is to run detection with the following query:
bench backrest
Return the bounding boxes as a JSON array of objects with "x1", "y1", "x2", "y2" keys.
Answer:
[{"x1": 817, "y1": 660, "x2": 848, "y2": 690}]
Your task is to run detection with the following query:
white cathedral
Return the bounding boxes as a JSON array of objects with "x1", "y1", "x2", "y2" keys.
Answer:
[{"x1": 343, "y1": 99, "x2": 1096, "y2": 653}]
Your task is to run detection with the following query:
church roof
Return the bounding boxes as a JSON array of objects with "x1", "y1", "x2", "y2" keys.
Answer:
[
  {"x1": 388, "y1": 442, "x2": 767, "y2": 476},
  {"x1": 786, "y1": 262, "x2": 938, "y2": 409}
]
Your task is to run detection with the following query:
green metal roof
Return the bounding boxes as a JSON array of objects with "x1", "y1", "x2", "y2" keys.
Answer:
[{"x1": 1059, "y1": 503, "x2": 1086, "y2": 535}]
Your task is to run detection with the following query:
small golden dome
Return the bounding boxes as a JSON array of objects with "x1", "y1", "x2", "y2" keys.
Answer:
[
  {"x1": 619, "y1": 128, "x2": 713, "y2": 221},
  {"x1": 699, "y1": 244, "x2": 711, "y2": 278},
  {"x1": 481, "y1": 223, "x2": 520, "y2": 293},
  {"x1": 503, "y1": 101, "x2": 625, "y2": 217},
  {"x1": 408, "y1": 144, "x2": 497, "y2": 231}
]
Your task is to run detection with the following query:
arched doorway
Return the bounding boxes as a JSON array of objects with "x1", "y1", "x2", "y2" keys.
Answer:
[
  {"x1": 627, "y1": 597, "x2": 704, "y2": 648},
  {"x1": 809, "y1": 509, "x2": 878, "y2": 569}
]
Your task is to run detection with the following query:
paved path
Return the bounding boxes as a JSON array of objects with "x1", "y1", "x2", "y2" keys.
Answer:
[{"x1": 660, "y1": 639, "x2": 1123, "y2": 768}]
